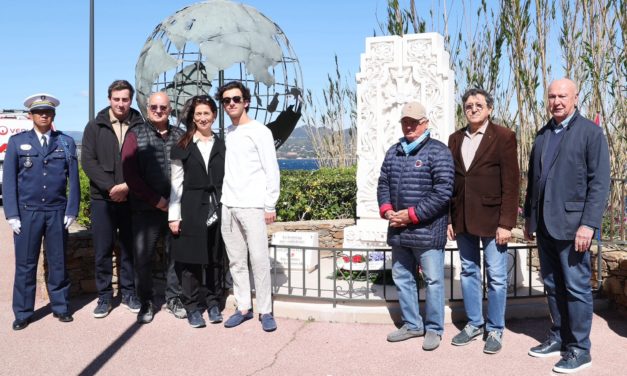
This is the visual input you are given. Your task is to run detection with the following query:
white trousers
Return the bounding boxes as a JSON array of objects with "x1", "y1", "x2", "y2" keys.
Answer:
[{"x1": 221, "y1": 206, "x2": 273, "y2": 314}]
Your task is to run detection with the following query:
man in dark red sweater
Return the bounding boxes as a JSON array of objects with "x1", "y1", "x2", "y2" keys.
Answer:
[{"x1": 122, "y1": 91, "x2": 186, "y2": 324}]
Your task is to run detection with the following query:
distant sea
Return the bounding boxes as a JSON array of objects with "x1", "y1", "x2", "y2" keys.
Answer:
[{"x1": 278, "y1": 159, "x2": 318, "y2": 170}]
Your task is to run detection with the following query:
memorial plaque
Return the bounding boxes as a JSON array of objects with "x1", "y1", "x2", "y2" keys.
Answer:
[{"x1": 271, "y1": 231, "x2": 318, "y2": 272}]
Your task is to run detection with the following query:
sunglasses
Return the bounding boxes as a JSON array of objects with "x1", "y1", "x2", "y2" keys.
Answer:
[
  {"x1": 193, "y1": 95, "x2": 211, "y2": 102},
  {"x1": 149, "y1": 104, "x2": 169, "y2": 112},
  {"x1": 221, "y1": 96, "x2": 243, "y2": 105},
  {"x1": 31, "y1": 110, "x2": 54, "y2": 116}
]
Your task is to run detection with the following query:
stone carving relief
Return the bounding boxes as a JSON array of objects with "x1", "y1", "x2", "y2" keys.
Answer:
[{"x1": 345, "y1": 33, "x2": 455, "y2": 249}]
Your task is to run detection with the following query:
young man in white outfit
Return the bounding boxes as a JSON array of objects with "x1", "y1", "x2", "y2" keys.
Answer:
[{"x1": 216, "y1": 81, "x2": 280, "y2": 332}]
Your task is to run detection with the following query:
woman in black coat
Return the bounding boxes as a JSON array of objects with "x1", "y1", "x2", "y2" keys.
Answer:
[{"x1": 168, "y1": 95, "x2": 226, "y2": 328}]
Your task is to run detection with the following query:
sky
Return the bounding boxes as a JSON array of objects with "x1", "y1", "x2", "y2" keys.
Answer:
[{"x1": 0, "y1": 0, "x2": 388, "y2": 132}]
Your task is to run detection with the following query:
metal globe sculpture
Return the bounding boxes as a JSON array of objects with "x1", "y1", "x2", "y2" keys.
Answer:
[{"x1": 135, "y1": 0, "x2": 303, "y2": 146}]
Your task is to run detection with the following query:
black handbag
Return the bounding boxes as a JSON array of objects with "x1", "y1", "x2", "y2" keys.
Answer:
[
  {"x1": 205, "y1": 144, "x2": 221, "y2": 228},
  {"x1": 206, "y1": 190, "x2": 219, "y2": 228}
]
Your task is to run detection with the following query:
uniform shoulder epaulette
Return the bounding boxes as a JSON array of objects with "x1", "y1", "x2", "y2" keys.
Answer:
[{"x1": 56, "y1": 132, "x2": 76, "y2": 142}]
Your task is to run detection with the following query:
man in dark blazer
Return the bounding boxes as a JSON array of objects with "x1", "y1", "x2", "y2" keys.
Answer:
[
  {"x1": 447, "y1": 88, "x2": 519, "y2": 354},
  {"x1": 82, "y1": 80, "x2": 144, "y2": 318},
  {"x1": 524, "y1": 78, "x2": 610, "y2": 374},
  {"x1": 3, "y1": 93, "x2": 79, "y2": 330}
]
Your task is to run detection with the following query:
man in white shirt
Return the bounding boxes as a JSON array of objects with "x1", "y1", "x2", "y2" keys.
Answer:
[{"x1": 216, "y1": 81, "x2": 280, "y2": 332}]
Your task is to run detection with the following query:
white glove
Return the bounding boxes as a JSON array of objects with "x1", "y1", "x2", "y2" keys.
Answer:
[
  {"x1": 8, "y1": 218, "x2": 21, "y2": 235},
  {"x1": 64, "y1": 216, "x2": 76, "y2": 230}
]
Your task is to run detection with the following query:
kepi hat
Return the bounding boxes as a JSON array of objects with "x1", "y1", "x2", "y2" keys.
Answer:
[
  {"x1": 400, "y1": 101, "x2": 427, "y2": 121},
  {"x1": 24, "y1": 93, "x2": 60, "y2": 111}
]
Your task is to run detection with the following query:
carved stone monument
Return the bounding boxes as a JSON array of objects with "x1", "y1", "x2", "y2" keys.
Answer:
[{"x1": 343, "y1": 33, "x2": 455, "y2": 249}]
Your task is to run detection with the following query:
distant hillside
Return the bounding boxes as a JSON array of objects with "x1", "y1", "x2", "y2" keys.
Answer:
[
  {"x1": 288, "y1": 125, "x2": 347, "y2": 139},
  {"x1": 64, "y1": 126, "x2": 345, "y2": 158},
  {"x1": 63, "y1": 131, "x2": 83, "y2": 144},
  {"x1": 289, "y1": 126, "x2": 310, "y2": 138},
  {"x1": 276, "y1": 125, "x2": 353, "y2": 159}
]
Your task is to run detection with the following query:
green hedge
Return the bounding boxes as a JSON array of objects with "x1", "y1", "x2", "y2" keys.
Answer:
[
  {"x1": 76, "y1": 166, "x2": 357, "y2": 227},
  {"x1": 276, "y1": 167, "x2": 356, "y2": 221},
  {"x1": 77, "y1": 167, "x2": 91, "y2": 227}
]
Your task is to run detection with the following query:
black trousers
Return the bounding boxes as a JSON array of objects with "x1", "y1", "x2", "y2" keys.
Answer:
[
  {"x1": 91, "y1": 199, "x2": 134, "y2": 299},
  {"x1": 175, "y1": 261, "x2": 225, "y2": 314},
  {"x1": 132, "y1": 210, "x2": 181, "y2": 303}
]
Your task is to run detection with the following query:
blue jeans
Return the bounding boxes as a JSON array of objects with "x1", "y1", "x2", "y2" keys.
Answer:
[
  {"x1": 392, "y1": 246, "x2": 444, "y2": 334},
  {"x1": 456, "y1": 233, "x2": 508, "y2": 333}
]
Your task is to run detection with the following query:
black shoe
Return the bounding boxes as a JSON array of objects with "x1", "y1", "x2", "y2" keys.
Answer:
[
  {"x1": 528, "y1": 338, "x2": 562, "y2": 358},
  {"x1": 93, "y1": 298, "x2": 112, "y2": 318},
  {"x1": 12, "y1": 318, "x2": 30, "y2": 331},
  {"x1": 483, "y1": 331, "x2": 503, "y2": 354},
  {"x1": 121, "y1": 294, "x2": 141, "y2": 313},
  {"x1": 53, "y1": 312, "x2": 74, "y2": 323},
  {"x1": 208, "y1": 306, "x2": 223, "y2": 323},
  {"x1": 165, "y1": 297, "x2": 187, "y2": 319},
  {"x1": 137, "y1": 302, "x2": 154, "y2": 324},
  {"x1": 451, "y1": 324, "x2": 484, "y2": 346},
  {"x1": 187, "y1": 310, "x2": 206, "y2": 328},
  {"x1": 553, "y1": 349, "x2": 592, "y2": 374}
]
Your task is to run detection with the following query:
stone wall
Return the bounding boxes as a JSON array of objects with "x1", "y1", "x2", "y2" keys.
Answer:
[
  {"x1": 39, "y1": 221, "x2": 627, "y2": 315},
  {"x1": 593, "y1": 247, "x2": 627, "y2": 315},
  {"x1": 267, "y1": 219, "x2": 355, "y2": 248},
  {"x1": 37, "y1": 219, "x2": 355, "y2": 298}
]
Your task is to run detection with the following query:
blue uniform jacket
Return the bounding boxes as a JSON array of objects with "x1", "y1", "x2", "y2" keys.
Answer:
[{"x1": 3, "y1": 129, "x2": 80, "y2": 219}]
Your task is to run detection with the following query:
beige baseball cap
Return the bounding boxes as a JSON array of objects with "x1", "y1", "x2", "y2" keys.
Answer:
[{"x1": 400, "y1": 101, "x2": 427, "y2": 121}]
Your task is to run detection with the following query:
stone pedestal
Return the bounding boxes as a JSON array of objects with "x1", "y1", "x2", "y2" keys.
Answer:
[{"x1": 343, "y1": 33, "x2": 455, "y2": 249}]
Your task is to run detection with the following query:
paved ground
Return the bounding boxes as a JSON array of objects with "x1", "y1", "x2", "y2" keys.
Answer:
[{"x1": 0, "y1": 210, "x2": 626, "y2": 376}]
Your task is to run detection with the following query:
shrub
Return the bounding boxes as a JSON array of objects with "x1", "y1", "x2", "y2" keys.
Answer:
[
  {"x1": 76, "y1": 166, "x2": 357, "y2": 226},
  {"x1": 77, "y1": 167, "x2": 91, "y2": 227},
  {"x1": 276, "y1": 167, "x2": 356, "y2": 221}
]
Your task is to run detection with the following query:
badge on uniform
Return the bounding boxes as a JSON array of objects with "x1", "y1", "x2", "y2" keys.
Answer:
[
  {"x1": 19, "y1": 144, "x2": 34, "y2": 168},
  {"x1": 415, "y1": 160, "x2": 423, "y2": 168}
]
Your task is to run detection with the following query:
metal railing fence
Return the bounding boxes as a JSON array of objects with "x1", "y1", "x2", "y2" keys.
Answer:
[
  {"x1": 269, "y1": 244, "x2": 546, "y2": 306},
  {"x1": 604, "y1": 178, "x2": 626, "y2": 242}
]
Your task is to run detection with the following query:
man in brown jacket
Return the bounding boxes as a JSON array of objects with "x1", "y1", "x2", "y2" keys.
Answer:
[{"x1": 447, "y1": 88, "x2": 519, "y2": 354}]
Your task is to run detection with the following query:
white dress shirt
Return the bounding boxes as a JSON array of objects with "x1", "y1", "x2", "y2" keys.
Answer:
[{"x1": 168, "y1": 135, "x2": 215, "y2": 221}]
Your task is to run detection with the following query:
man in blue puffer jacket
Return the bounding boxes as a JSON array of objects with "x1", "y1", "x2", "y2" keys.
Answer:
[{"x1": 377, "y1": 101, "x2": 454, "y2": 351}]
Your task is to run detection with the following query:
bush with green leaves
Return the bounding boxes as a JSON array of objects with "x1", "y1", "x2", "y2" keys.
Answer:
[
  {"x1": 77, "y1": 166, "x2": 357, "y2": 226},
  {"x1": 77, "y1": 167, "x2": 91, "y2": 227},
  {"x1": 276, "y1": 167, "x2": 356, "y2": 221}
]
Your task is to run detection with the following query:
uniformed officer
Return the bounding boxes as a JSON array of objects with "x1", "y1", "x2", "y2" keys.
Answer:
[{"x1": 3, "y1": 93, "x2": 80, "y2": 330}]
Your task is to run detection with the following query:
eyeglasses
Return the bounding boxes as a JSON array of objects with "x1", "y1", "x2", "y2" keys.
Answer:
[
  {"x1": 464, "y1": 103, "x2": 487, "y2": 112},
  {"x1": 221, "y1": 96, "x2": 242, "y2": 105},
  {"x1": 149, "y1": 104, "x2": 169, "y2": 112}
]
